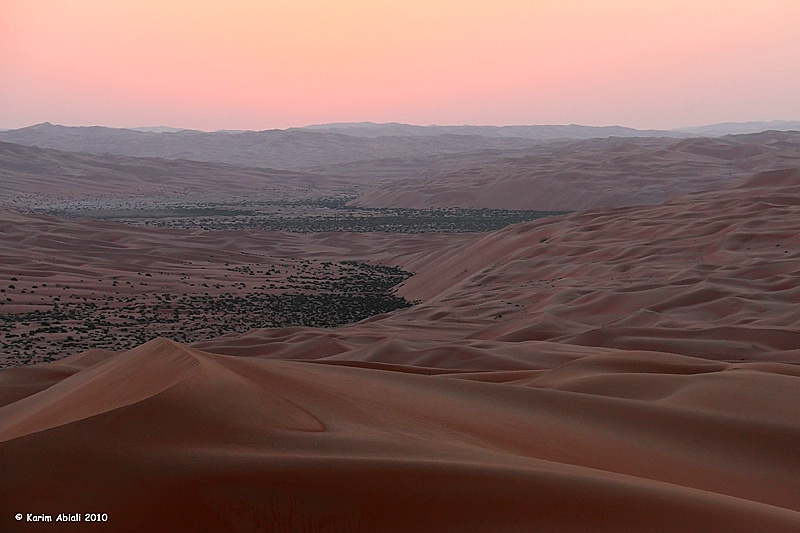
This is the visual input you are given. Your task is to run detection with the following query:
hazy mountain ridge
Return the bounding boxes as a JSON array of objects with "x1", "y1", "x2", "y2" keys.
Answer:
[
  {"x1": 8, "y1": 119, "x2": 795, "y2": 139},
  {"x1": 0, "y1": 123, "x2": 541, "y2": 171},
  {"x1": 2, "y1": 121, "x2": 797, "y2": 175},
  {"x1": 675, "y1": 120, "x2": 800, "y2": 136},
  {"x1": 298, "y1": 122, "x2": 684, "y2": 139}
]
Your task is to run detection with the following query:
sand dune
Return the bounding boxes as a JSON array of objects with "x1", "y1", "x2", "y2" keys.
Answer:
[
  {"x1": 352, "y1": 131, "x2": 800, "y2": 210},
  {"x1": 2, "y1": 169, "x2": 800, "y2": 530},
  {"x1": 2, "y1": 341, "x2": 799, "y2": 530},
  {"x1": 0, "y1": 141, "x2": 357, "y2": 207},
  {"x1": 382, "y1": 169, "x2": 800, "y2": 358},
  {"x1": 2, "y1": 339, "x2": 799, "y2": 531}
]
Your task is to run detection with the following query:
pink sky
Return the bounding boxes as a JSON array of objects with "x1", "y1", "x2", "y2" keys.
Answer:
[{"x1": 2, "y1": 1, "x2": 799, "y2": 131}]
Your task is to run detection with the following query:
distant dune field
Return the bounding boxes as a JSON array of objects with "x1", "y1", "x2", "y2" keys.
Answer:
[
  {"x1": 351, "y1": 131, "x2": 800, "y2": 210},
  {"x1": 4, "y1": 129, "x2": 800, "y2": 216}
]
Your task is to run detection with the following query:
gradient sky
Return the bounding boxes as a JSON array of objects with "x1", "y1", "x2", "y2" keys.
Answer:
[{"x1": 2, "y1": 1, "x2": 799, "y2": 131}]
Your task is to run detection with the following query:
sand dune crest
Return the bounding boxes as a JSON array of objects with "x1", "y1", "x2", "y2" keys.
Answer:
[{"x1": 0, "y1": 338, "x2": 199, "y2": 442}]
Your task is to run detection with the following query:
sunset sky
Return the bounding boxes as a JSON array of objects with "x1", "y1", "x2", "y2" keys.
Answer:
[{"x1": 2, "y1": 1, "x2": 798, "y2": 131}]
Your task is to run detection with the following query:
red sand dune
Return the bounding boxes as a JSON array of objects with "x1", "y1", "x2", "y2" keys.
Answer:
[
  {"x1": 2, "y1": 169, "x2": 800, "y2": 530},
  {"x1": 352, "y1": 131, "x2": 800, "y2": 210},
  {"x1": 0, "y1": 140, "x2": 356, "y2": 206}
]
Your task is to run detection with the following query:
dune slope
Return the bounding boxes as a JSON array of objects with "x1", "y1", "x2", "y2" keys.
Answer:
[{"x1": 2, "y1": 339, "x2": 799, "y2": 531}]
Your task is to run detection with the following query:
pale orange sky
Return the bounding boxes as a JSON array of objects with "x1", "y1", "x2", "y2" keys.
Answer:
[{"x1": 1, "y1": 1, "x2": 798, "y2": 130}]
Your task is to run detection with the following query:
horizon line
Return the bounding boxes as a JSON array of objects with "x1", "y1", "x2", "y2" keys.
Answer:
[{"x1": 2, "y1": 118, "x2": 800, "y2": 134}]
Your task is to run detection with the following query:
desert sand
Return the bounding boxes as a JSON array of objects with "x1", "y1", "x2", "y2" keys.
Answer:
[
  {"x1": 0, "y1": 141, "x2": 355, "y2": 207},
  {"x1": 4, "y1": 129, "x2": 800, "y2": 215},
  {"x1": 352, "y1": 131, "x2": 800, "y2": 210},
  {"x1": 2, "y1": 167, "x2": 800, "y2": 530}
]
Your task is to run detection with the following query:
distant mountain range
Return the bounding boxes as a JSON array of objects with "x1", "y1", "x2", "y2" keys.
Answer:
[
  {"x1": 672, "y1": 120, "x2": 800, "y2": 136},
  {"x1": 132, "y1": 119, "x2": 800, "y2": 138},
  {"x1": 129, "y1": 126, "x2": 187, "y2": 133},
  {"x1": 131, "y1": 119, "x2": 800, "y2": 138},
  {"x1": 301, "y1": 120, "x2": 799, "y2": 138},
  {"x1": 0, "y1": 122, "x2": 549, "y2": 171},
  {"x1": 296, "y1": 122, "x2": 682, "y2": 139},
  {"x1": 1, "y1": 120, "x2": 797, "y2": 174}
]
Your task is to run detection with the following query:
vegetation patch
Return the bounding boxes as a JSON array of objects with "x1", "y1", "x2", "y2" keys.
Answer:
[
  {"x1": 35, "y1": 199, "x2": 567, "y2": 234},
  {"x1": 0, "y1": 261, "x2": 414, "y2": 366}
]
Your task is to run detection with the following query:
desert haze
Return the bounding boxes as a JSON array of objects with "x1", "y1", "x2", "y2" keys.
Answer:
[{"x1": 1, "y1": 123, "x2": 800, "y2": 531}]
